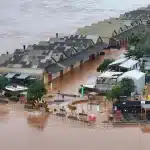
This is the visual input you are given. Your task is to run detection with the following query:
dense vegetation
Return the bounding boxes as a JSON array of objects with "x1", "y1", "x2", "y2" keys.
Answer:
[
  {"x1": 97, "y1": 59, "x2": 114, "y2": 72},
  {"x1": 106, "y1": 78, "x2": 135, "y2": 101},
  {"x1": 27, "y1": 80, "x2": 47, "y2": 102},
  {"x1": 0, "y1": 76, "x2": 9, "y2": 92}
]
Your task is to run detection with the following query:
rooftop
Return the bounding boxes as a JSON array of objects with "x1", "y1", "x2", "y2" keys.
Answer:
[
  {"x1": 5, "y1": 85, "x2": 28, "y2": 92},
  {"x1": 16, "y1": 73, "x2": 30, "y2": 79},
  {"x1": 98, "y1": 71, "x2": 123, "y2": 79},
  {"x1": 119, "y1": 59, "x2": 139, "y2": 69},
  {"x1": 45, "y1": 63, "x2": 63, "y2": 74},
  {"x1": 0, "y1": 34, "x2": 104, "y2": 72},
  {"x1": 5, "y1": 72, "x2": 17, "y2": 79},
  {"x1": 46, "y1": 43, "x2": 107, "y2": 73},
  {"x1": 118, "y1": 70, "x2": 145, "y2": 80},
  {"x1": 109, "y1": 57, "x2": 128, "y2": 66}
]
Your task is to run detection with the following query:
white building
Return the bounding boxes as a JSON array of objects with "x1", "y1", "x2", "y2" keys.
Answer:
[
  {"x1": 95, "y1": 70, "x2": 145, "y2": 94},
  {"x1": 117, "y1": 70, "x2": 145, "y2": 94},
  {"x1": 95, "y1": 71, "x2": 123, "y2": 92},
  {"x1": 108, "y1": 58, "x2": 140, "y2": 72},
  {"x1": 119, "y1": 59, "x2": 140, "y2": 71}
]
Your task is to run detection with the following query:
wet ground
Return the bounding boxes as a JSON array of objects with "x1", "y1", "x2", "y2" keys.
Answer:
[{"x1": 1, "y1": 49, "x2": 150, "y2": 150}]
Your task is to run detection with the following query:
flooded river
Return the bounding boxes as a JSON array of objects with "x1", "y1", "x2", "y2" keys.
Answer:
[{"x1": 0, "y1": 49, "x2": 150, "y2": 150}]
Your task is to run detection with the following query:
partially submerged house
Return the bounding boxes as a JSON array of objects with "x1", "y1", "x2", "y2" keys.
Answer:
[
  {"x1": 95, "y1": 70, "x2": 145, "y2": 94},
  {"x1": 93, "y1": 56, "x2": 144, "y2": 94},
  {"x1": 0, "y1": 34, "x2": 107, "y2": 86}
]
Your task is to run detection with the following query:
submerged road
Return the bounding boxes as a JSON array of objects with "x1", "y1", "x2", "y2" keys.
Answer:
[
  {"x1": 51, "y1": 49, "x2": 125, "y2": 95},
  {"x1": 1, "y1": 49, "x2": 149, "y2": 150}
]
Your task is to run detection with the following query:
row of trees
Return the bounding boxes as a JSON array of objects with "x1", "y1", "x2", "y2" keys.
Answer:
[{"x1": 106, "y1": 78, "x2": 135, "y2": 101}]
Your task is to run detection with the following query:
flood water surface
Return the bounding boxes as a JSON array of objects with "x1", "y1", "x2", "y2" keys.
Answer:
[{"x1": 0, "y1": 50, "x2": 150, "y2": 150}]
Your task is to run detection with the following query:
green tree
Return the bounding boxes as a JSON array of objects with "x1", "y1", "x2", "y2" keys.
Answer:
[
  {"x1": 27, "y1": 80, "x2": 47, "y2": 102},
  {"x1": 119, "y1": 78, "x2": 135, "y2": 97},
  {"x1": 0, "y1": 76, "x2": 9, "y2": 92},
  {"x1": 106, "y1": 85, "x2": 122, "y2": 101},
  {"x1": 106, "y1": 78, "x2": 135, "y2": 101},
  {"x1": 125, "y1": 48, "x2": 144, "y2": 59},
  {"x1": 128, "y1": 33, "x2": 141, "y2": 46},
  {"x1": 97, "y1": 59, "x2": 114, "y2": 72}
]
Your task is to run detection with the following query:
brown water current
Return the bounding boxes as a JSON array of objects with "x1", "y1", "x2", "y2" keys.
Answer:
[{"x1": 0, "y1": 49, "x2": 150, "y2": 150}]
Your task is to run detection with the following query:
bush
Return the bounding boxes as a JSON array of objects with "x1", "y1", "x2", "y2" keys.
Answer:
[
  {"x1": 9, "y1": 96, "x2": 19, "y2": 101},
  {"x1": 97, "y1": 59, "x2": 114, "y2": 72}
]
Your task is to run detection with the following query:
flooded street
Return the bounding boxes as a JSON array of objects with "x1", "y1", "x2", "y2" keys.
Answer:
[
  {"x1": 52, "y1": 49, "x2": 125, "y2": 94},
  {"x1": 0, "y1": 49, "x2": 150, "y2": 150}
]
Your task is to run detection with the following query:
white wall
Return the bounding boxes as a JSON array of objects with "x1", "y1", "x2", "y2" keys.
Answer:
[
  {"x1": 135, "y1": 75, "x2": 145, "y2": 94},
  {"x1": 0, "y1": 67, "x2": 43, "y2": 76}
]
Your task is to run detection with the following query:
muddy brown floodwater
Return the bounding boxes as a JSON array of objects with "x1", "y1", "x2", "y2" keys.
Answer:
[
  {"x1": 0, "y1": 49, "x2": 150, "y2": 150},
  {"x1": 52, "y1": 49, "x2": 125, "y2": 94}
]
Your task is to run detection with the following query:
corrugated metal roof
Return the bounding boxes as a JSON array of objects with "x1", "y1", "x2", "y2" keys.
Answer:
[
  {"x1": 59, "y1": 43, "x2": 107, "y2": 67},
  {"x1": 98, "y1": 71, "x2": 123, "y2": 78},
  {"x1": 17, "y1": 73, "x2": 30, "y2": 79},
  {"x1": 117, "y1": 70, "x2": 145, "y2": 80},
  {"x1": 46, "y1": 63, "x2": 63, "y2": 74},
  {"x1": 5, "y1": 72, "x2": 16, "y2": 78},
  {"x1": 119, "y1": 59, "x2": 138, "y2": 69},
  {"x1": 109, "y1": 58, "x2": 128, "y2": 66}
]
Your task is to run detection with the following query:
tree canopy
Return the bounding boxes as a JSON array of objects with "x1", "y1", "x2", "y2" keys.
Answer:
[
  {"x1": 27, "y1": 80, "x2": 47, "y2": 102},
  {"x1": 106, "y1": 78, "x2": 135, "y2": 101},
  {"x1": 106, "y1": 85, "x2": 122, "y2": 101},
  {"x1": 119, "y1": 78, "x2": 135, "y2": 97},
  {"x1": 125, "y1": 30, "x2": 150, "y2": 59},
  {"x1": 125, "y1": 48, "x2": 144, "y2": 59},
  {"x1": 97, "y1": 59, "x2": 114, "y2": 72},
  {"x1": 128, "y1": 33, "x2": 141, "y2": 47},
  {"x1": 0, "y1": 76, "x2": 9, "y2": 90}
]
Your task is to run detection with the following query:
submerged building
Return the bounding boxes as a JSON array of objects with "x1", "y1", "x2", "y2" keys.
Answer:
[
  {"x1": 94, "y1": 56, "x2": 145, "y2": 94},
  {"x1": 0, "y1": 34, "x2": 107, "y2": 86}
]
